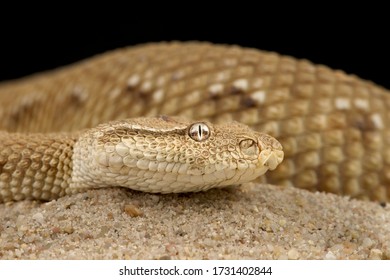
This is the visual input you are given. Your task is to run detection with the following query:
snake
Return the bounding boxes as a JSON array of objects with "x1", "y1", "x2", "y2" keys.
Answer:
[{"x1": 0, "y1": 42, "x2": 389, "y2": 203}]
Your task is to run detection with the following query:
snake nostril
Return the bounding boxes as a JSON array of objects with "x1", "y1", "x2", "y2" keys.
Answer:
[{"x1": 239, "y1": 139, "x2": 258, "y2": 156}]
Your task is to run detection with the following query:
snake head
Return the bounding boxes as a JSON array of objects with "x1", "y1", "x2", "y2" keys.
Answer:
[
  {"x1": 72, "y1": 117, "x2": 284, "y2": 193},
  {"x1": 188, "y1": 121, "x2": 284, "y2": 189}
]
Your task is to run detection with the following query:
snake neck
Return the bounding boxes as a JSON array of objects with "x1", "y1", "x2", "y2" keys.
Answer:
[{"x1": 0, "y1": 131, "x2": 80, "y2": 202}]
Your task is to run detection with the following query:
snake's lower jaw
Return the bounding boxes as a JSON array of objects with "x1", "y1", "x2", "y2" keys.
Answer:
[{"x1": 260, "y1": 150, "x2": 284, "y2": 171}]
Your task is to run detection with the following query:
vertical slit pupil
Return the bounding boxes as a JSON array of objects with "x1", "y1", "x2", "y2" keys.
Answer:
[{"x1": 198, "y1": 125, "x2": 202, "y2": 139}]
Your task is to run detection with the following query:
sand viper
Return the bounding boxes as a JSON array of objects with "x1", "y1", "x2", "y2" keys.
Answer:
[{"x1": 0, "y1": 42, "x2": 388, "y2": 202}]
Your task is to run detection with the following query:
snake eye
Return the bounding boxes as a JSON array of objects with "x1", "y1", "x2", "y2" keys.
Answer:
[
  {"x1": 239, "y1": 139, "x2": 259, "y2": 156},
  {"x1": 188, "y1": 123, "x2": 210, "y2": 142}
]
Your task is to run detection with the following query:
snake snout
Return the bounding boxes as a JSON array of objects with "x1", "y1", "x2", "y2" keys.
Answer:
[
  {"x1": 256, "y1": 133, "x2": 284, "y2": 170},
  {"x1": 259, "y1": 149, "x2": 284, "y2": 170}
]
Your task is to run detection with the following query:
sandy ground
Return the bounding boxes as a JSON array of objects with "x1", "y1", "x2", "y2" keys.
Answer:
[{"x1": 0, "y1": 183, "x2": 389, "y2": 260}]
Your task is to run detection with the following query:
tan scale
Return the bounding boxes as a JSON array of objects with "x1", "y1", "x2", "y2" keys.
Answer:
[{"x1": 0, "y1": 42, "x2": 389, "y2": 202}]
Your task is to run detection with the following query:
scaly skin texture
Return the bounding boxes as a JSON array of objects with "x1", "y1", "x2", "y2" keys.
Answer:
[
  {"x1": 0, "y1": 42, "x2": 389, "y2": 202},
  {"x1": 71, "y1": 117, "x2": 282, "y2": 195},
  {"x1": 0, "y1": 117, "x2": 283, "y2": 202},
  {"x1": 0, "y1": 132, "x2": 78, "y2": 201}
]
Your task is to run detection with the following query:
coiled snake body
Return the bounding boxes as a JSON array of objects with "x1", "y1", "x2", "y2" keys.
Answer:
[{"x1": 0, "y1": 42, "x2": 389, "y2": 202}]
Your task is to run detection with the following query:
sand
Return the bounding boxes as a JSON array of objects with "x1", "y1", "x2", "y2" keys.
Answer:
[{"x1": 0, "y1": 183, "x2": 389, "y2": 260}]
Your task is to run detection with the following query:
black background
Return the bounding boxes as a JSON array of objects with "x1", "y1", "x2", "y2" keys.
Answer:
[{"x1": 0, "y1": 17, "x2": 388, "y2": 88}]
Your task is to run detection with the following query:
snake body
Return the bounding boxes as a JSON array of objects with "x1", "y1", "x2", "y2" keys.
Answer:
[{"x1": 0, "y1": 42, "x2": 389, "y2": 202}]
